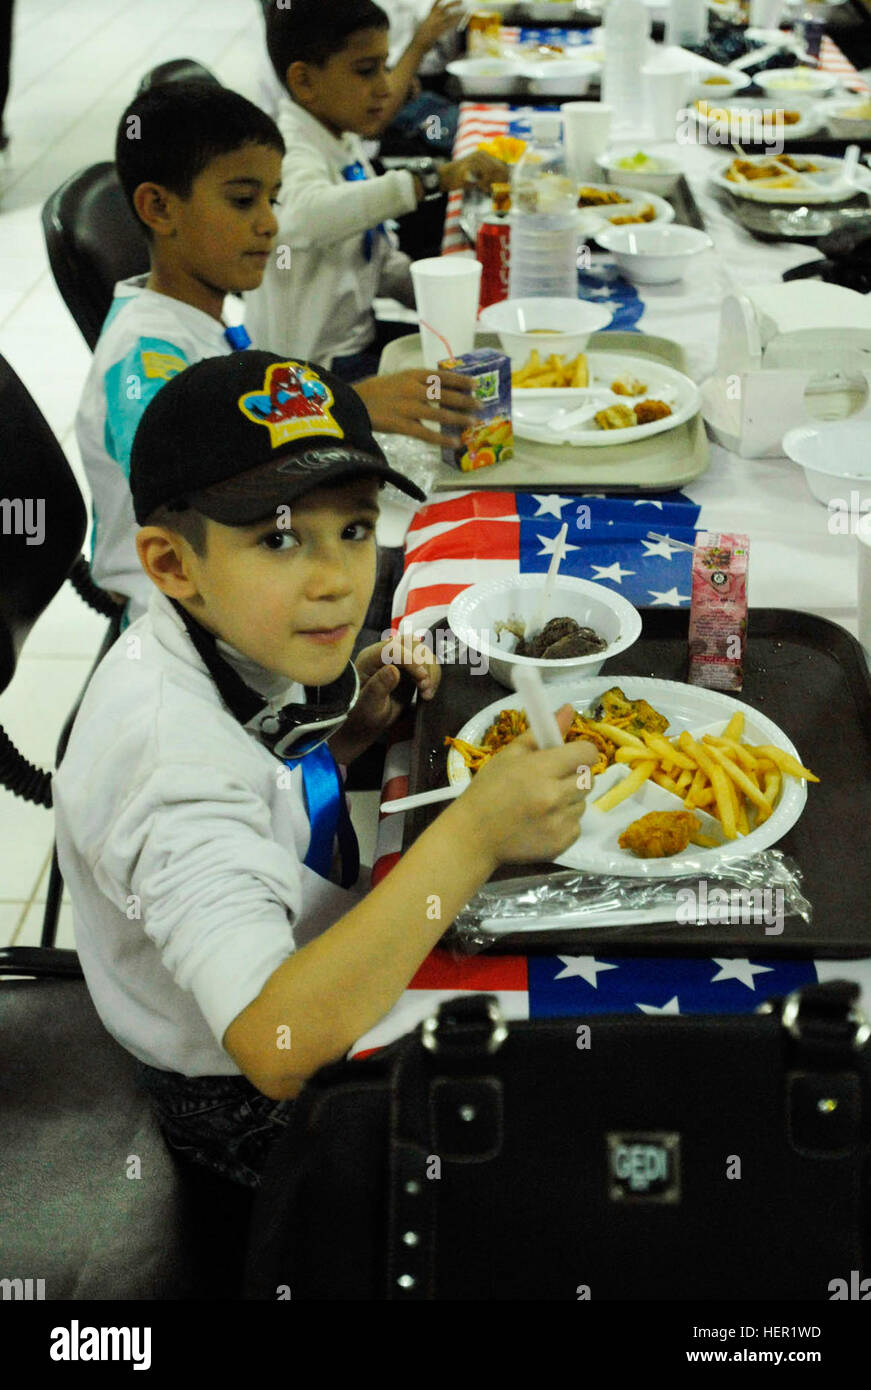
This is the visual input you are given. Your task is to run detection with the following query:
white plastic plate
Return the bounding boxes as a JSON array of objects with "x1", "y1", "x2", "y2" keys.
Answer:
[{"x1": 446, "y1": 677, "x2": 809, "y2": 879}]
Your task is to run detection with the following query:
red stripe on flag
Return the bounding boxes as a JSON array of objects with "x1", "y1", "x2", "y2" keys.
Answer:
[
  {"x1": 409, "y1": 946, "x2": 528, "y2": 991},
  {"x1": 408, "y1": 491, "x2": 518, "y2": 533},
  {"x1": 380, "y1": 773, "x2": 409, "y2": 806},
  {"x1": 406, "y1": 517, "x2": 519, "y2": 564},
  {"x1": 401, "y1": 582, "x2": 470, "y2": 618},
  {"x1": 372, "y1": 851, "x2": 401, "y2": 886}
]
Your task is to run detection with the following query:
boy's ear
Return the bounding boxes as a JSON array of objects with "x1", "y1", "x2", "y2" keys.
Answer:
[
  {"x1": 132, "y1": 182, "x2": 176, "y2": 238},
  {"x1": 136, "y1": 527, "x2": 200, "y2": 599},
  {"x1": 285, "y1": 59, "x2": 314, "y2": 105}
]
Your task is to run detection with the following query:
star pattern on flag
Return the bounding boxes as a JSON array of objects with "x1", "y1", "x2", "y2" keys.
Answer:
[
  {"x1": 553, "y1": 956, "x2": 620, "y2": 987},
  {"x1": 641, "y1": 537, "x2": 680, "y2": 560},
  {"x1": 537, "y1": 531, "x2": 580, "y2": 558},
  {"x1": 636, "y1": 995, "x2": 681, "y2": 1015},
  {"x1": 649, "y1": 585, "x2": 690, "y2": 606},
  {"x1": 531, "y1": 495, "x2": 574, "y2": 519},
  {"x1": 589, "y1": 561, "x2": 636, "y2": 584},
  {"x1": 709, "y1": 959, "x2": 774, "y2": 991}
]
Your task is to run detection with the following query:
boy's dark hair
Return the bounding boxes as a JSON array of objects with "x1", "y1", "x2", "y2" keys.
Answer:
[
  {"x1": 145, "y1": 504, "x2": 209, "y2": 557},
  {"x1": 115, "y1": 82, "x2": 285, "y2": 232},
  {"x1": 266, "y1": 0, "x2": 389, "y2": 84}
]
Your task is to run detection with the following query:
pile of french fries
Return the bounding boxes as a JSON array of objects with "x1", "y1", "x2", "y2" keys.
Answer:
[
  {"x1": 582, "y1": 710, "x2": 819, "y2": 844},
  {"x1": 512, "y1": 351, "x2": 589, "y2": 389}
]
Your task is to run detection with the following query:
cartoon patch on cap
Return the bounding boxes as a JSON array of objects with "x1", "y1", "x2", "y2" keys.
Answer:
[{"x1": 238, "y1": 361, "x2": 344, "y2": 449}]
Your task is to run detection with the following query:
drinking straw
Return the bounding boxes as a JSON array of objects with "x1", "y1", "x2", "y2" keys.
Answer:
[
  {"x1": 419, "y1": 318, "x2": 454, "y2": 360},
  {"x1": 647, "y1": 530, "x2": 696, "y2": 553}
]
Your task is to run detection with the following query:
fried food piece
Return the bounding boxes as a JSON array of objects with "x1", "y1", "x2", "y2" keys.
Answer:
[
  {"x1": 619, "y1": 810, "x2": 701, "y2": 858},
  {"x1": 609, "y1": 204, "x2": 656, "y2": 224},
  {"x1": 445, "y1": 708, "x2": 615, "y2": 776},
  {"x1": 611, "y1": 375, "x2": 647, "y2": 397},
  {"x1": 591, "y1": 687, "x2": 670, "y2": 737},
  {"x1": 633, "y1": 398, "x2": 672, "y2": 425},
  {"x1": 577, "y1": 186, "x2": 630, "y2": 206},
  {"x1": 594, "y1": 404, "x2": 636, "y2": 430},
  {"x1": 778, "y1": 154, "x2": 819, "y2": 172}
]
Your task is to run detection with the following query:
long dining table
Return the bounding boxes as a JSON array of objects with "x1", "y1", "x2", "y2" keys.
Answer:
[{"x1": 350, "y1": 27, "x2": 871, "y2": 1058}]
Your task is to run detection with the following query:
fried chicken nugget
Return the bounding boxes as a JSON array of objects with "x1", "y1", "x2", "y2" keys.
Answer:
[
  {"x1": 633, "y1": 399, "x2": 672, "y2": 425},
  {"x1": 618, "y1": 810, "x2": 701, "y2": 859}
]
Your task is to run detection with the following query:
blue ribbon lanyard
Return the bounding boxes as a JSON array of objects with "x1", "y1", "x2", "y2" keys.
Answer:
[
  {"x1": 224, "y1": 324, "x2": 252, "y2": 351},
  {"x1": 341, "y1": 160, "x2": 384, "y2": 262},
  {"x1": 284, "y1": 743, "x2": 360, "y2": 888}
]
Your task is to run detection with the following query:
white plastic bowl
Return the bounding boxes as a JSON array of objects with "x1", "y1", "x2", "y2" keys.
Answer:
[
  {"x1": 447, "y1": 573, "x2": 643, "y2": 688},
  {"x1": 595, "y1": 150, "x2": 683, "y2": 197},
  {"x1": 478, "y1": 297, "x2": 612, "y2": 362},
  {"x1": 692, "y1": 67, "x2": 752, "y2": 100},
  {"x1": 756, "y1": 66, "x2": 839, "y2": 99},
  {"x1": 782, "y1": 419, "x2": 871, "y2": 507},
  {"x1": 822, "y1": 96, "x2": 871, "y2": 139},
  {"x1": 446, "y1": 58, "x2": 524, "y2": 96},
  {"x1": 521, "y1": 59, "x2": 600, "y2": 97},
  {"x1": 592, "y1": 223, "x2": 714, "y2": 285}
]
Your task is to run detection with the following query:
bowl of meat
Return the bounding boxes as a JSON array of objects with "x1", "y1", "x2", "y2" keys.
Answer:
[{"x1": 446, "y1": 573, "x2": 643, "y2": 688}]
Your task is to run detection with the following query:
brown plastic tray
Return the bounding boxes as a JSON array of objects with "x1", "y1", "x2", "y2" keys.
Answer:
[{"x1": 401, "y1": 608, "x2": 871, "y2": 957}]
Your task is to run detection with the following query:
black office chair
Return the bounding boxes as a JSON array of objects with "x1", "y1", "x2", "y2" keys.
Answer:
[
  {"x1": 41, "y1": 162, "x2": 148, "y2": 351},
  {"x1": 0, "y1": 354, "x2": 123, "y2": 945},
  {"x1": 0, "y1": 354, "x2": 253, "y2": 1299},
  {"x1": 137, "y1": 58, "x2": 220, "y2": 93}
]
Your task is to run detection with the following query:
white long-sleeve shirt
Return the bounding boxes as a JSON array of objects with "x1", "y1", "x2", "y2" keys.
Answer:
[
  {"x1": 52, "y1": 589, "x2": 364, "y2": 1078},
  {"x1": 75, "y1": 277, "x2": 233, "y2": 621},
  {"x1": 244, "y1": 99, "x2": 418, "y2": 366}
]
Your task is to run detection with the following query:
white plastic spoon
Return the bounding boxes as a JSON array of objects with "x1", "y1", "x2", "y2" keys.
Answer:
[{"x1": 380, "y1": 784, "x2": 464, "y2": 815}]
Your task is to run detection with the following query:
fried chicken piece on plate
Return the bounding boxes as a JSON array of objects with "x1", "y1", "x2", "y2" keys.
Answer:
[{"x1": 618, "y1": 810, "x2": 701, "y2": 859}]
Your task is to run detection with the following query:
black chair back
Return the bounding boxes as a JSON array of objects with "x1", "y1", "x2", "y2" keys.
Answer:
[
  {"x1": 41, "y1": 162, "x2": 148, "y2": 351},
  {"x1": 137, "y1": 58, "x2": 220, "y2": 92},
  {"x1": 0, "y1": 357, "x2": 87, "y2": 695}
]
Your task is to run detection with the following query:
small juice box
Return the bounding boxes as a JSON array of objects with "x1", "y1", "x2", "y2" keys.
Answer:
[
  {"x1": 438, "y1": 349, "x2": 513, "y2": 472},
  {"x1": 687, "y1": 532, "x2": 749, "y2": 692}
]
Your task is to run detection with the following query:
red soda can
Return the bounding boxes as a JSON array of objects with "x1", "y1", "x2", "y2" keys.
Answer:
[{"x1": 476, "y1": 216, "x2": 511, "y2": 310}]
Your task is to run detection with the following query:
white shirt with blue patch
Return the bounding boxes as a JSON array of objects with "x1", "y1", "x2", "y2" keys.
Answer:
[{"x1": 75, "y1": 276, "x2": 232, "y2": 621}]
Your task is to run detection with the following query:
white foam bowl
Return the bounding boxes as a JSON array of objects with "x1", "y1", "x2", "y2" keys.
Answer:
[
  {"x1": 823, "y1": 97, "x2": 871, "y2": 139},
  {"x1": 595, "y1": 150, "x2": 683, "y2": 196},
  {"x1": 593, "y1": 223, "x2": 714, "y2": 284},
  {"x1": 478, "y1": 297, "x2": 612, "y2": 362},
  {"x1": 521, "y1": 59, "x2": 600, "y2": 96},
  {"x1": 692, "y1": 67, "x2": 752, "y2": 100},
  {"x1": 447, "y1": 573, "x2": 643, "y2": 688},
  {"x1": 756, "y1": 67, "x2": 840, "y2": 99},
  {"x1": 446, "y1": 58, "x2": 523, "y2": 96},
  {"x1": 782, "y1": 419, "x2": 871, "y2": 507}
]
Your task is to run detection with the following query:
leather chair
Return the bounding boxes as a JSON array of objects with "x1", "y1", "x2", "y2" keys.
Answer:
[
  {"x1": 41, "y1": 162, "x2": 148, "y2": 351},
  {"x1": 0, "y1": 355, "x2": 253, "y2": 1298}
]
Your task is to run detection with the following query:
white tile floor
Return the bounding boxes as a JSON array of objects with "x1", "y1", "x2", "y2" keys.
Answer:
[{"x1": 0, "y1": 0, "x2": 383, "y2": 952}]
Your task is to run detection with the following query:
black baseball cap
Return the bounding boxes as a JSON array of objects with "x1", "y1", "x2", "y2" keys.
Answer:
[{"x1": 129, "y1": 351, "x2": 426, "y2": 525}]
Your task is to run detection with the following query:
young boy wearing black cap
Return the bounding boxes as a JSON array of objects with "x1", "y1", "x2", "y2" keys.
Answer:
[{"x1": 53, "y1": 352, "x2": 597, "y2": 1191}]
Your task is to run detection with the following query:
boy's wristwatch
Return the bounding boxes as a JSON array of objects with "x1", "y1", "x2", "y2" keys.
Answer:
[{"x1": 405, "y1": 157, "x2": 444, "y2": 202}]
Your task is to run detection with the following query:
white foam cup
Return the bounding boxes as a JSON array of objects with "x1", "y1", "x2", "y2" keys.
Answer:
[
  {"x1": 410, "y1": 256, "x2": 483, "y2": 369},
  {"x1": 561, "y1": 102, "x2": 613, "y2": 183}
]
